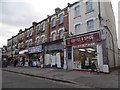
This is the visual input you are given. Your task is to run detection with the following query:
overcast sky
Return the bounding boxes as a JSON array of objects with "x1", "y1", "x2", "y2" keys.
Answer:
[{"x1": 0, "y1": 0, "x2": 119, "y2": 48}]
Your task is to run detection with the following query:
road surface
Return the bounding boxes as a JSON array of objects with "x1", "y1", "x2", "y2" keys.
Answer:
[{"x1": 2, "y1": 71, "x2": 75, "y2": 88}]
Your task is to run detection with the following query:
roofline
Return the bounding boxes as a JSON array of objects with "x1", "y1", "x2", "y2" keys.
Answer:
[
  {"x1": 68, "y1": 1, "x2": 79, "y2": 7},
  {"x1": 48, "y1": 6, "x2": 68, "y2": 18}
]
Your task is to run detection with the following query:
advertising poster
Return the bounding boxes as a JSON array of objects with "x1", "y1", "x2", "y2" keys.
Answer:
[{"x1": 74, "y1": 60, "x2": 81, "y2": 69}]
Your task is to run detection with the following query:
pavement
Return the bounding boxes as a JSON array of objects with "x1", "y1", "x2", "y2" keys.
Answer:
[{"x1": 2, "y1": 66, "x2": 119, "y2": 88}]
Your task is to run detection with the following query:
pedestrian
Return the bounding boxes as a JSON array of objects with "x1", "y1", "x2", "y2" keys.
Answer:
[
  {"x1": 14, "y1": 59, "x2": 17, "y2": 67},
  {"x1": 91, "y1": 61, "x2": 100, "y2": 74},
  {"x1": 91, "y1": 61, "x2": 96, "y2": 72},
  {"x1": 29, "y1": 60, "x2": 32, "y2": 67},
  {"x1": 60, "y1": 52, "x2": 64, "y2": 69},
  {"x1": 22, "y1": 57, "x2": 25, "y2": 66}
]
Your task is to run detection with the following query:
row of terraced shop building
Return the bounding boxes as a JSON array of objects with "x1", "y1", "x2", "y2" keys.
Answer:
[{"x1": 3, "y1": 0, "x2": 120, "y2": 73}]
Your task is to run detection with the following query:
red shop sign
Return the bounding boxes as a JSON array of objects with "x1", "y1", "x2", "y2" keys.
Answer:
[{"x1": 66, "y1": 32, "x2": 101, "y2": 46}]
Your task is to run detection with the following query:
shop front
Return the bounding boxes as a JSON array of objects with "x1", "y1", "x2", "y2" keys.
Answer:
[
  {"x1": 73, "y1": 44, "x2": 97, "y2": 70},
  {"x1": 65, "y1": 31, "x2": 108, "y2": 72},
  {"x1": 44, "y1": 40, "x2": 64, "y2": 69},
  {"x1": 28, "y1": 45, "x2": 43, "y2": 67},
  {"x1": 2, "y1": 52, "x2": 12, "y2": 65},
  {"x1": 19, "y1": 49, "x2": 29, "y2": 66}
]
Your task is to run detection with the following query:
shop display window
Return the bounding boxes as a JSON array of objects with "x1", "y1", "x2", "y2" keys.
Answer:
[{"x1": 73, "y1": 46, "x2": 97, "y2": 69}]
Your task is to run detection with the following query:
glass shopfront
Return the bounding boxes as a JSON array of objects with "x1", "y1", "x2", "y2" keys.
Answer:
[
  {"x1": 73, "y1": 46, "x2": 97, "y2": 70},
  {"x1": 28, "y1": 45, "x2": 43, "y2": 67},
  {"x1": 29, "y1": 53, "x2": 42, "y2": 67}
]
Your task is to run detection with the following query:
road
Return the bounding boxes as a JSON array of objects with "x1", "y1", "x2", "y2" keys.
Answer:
[{"x1": 2, "y1": 71, "x2": 75, "y2": 88}]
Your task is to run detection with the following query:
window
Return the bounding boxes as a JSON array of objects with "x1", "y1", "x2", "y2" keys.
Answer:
[
  {"x1": 41, "y1": 36, "x2": 45, "y2": 43},
  {"x1": 59, "y1": 14, "x2": 63, "y2": 24},
  {"x1": 30, "y1": 29, "x2": 33, "y2": 36},
  {"x1": 42, "y1": 23, "x2": 46, "y2": 31},
  {"x1": 37, "y1": 24, "x2": 40, "y2": 33},
  {"x1": 87, "y1": 19, "x2": 94, "y2": 32},
  {"x1": 86, "y1": 0, "x2": 93, "y2": 13},
  {"x1": 36, "y1": 37, "x2": 39, "y2": 45},
  {"x1": 21, "y1": 42, "x2": 24, "y2": 48},
  {"x1": 26, "y1": 41, "x2": 28, "y2": 47},
  {"x1": 52, "y1": 18, "x2": 56, "y2": 27},
  {"x1": 59, "y1": 30, "x2": 64, "y2": 39},
  {"x1": 75, "y1": 5, "x2": 80, "y2": 17},
  {"x1": 75, "y1": 24, "x2": 81, "y2": 35},
  {"x1": 52, "y1": 32, "x2": 56, "y2": 41},
  {"x1": 29, "y1": 39, "x2": 32, "y2": 46},
  {"x1": 18, "y1": 43, "x2": 20, "y2": 49}
]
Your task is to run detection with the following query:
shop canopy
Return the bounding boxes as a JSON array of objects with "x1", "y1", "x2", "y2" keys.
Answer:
[
  {"x1": 3, "y1": 52, "x2": 11, "y2": 56},
  {"x1": 2, "y1": 52, "x2": 12, "y2": 57},
  {"x1": 19, "y1": 50, "x2": 28, "y2": 55}
]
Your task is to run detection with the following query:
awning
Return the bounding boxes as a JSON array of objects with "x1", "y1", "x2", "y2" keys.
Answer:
[
  {"x1": 3, "y1": 52, "x2": 11, "y2": 56},
  {"x1": 19, "y1": 50, "x2": 28, "y2": 55}
]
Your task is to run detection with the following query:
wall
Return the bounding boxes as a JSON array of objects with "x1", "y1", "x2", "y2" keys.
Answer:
[
  {"x1": 68, "y1": 0, "x2": 100, "y2": 35},
  {"x1": 49, "y1": 8, "x2": 69, "y2": 41},
  {"x1": 100, "y1": 1, "x2": 119, "y2": 68},
  {"x1": 68, "y1": 0, "x2": 119, "y2": 69}
]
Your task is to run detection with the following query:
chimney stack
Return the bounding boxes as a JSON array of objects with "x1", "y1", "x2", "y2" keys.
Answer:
[{"x1": 55, "y1": 7, "x2": 61, "y2": 14}]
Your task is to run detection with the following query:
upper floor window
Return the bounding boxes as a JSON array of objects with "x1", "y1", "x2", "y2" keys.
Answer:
[
  {"x1": 59, "y1": 30, "x2": 64, "y2": 39},
  {"x1": 74, "y1": 5, "x2": 80, "y2": 18},
  {"x1": 75, "y1": 24, "x2": 81, "y2": 35},
  {"x1": 41, "y1": 36, "x2": 45, "y2": 43},
  {"x1": 21, "y1": 42, "x2": 24, "y2": 48},
  {"x1": 30, "y1": 28, "x2": 33, "y2": 36},
  {"x1": 37, "y1": 24, "x2": 40, "y2": 33},
  {"x1": 86, "y1": 0, "x2": 93, "y2": 13},
  {"x1": 29, "y1": 39, "x2": 32, "y2": 46},
  {"x1": 59, "y1": 14, "x2": 63, "y2": 24},
  {"x1": 18, "y1": 43, "x2": 20, "y2": 49},
  {"x1": 42, "y1": 23, "x2": 46, "y2": 31},
  {"x1": 35, "y1": 37, "x2": 39, "y2": 45},
  {"x1": 25, "y1": 41, "x2": 28, "y2": 47},
  {"x1": 87, "y1": 19, "x2": 94, "y2": 32},
  {"x1": 52, "y1": 32, "x2": 56, "y2": 41},
  {"x1": 52, "y1": 18, "x2": 56, "y2": 27}
]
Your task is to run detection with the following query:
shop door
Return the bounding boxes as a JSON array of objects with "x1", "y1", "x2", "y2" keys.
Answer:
[
  {"x1": 45, "y1": 54, "x2": 51, "y2": 66},
  {"x1": 56, "y1": 53, "x2": 61, "y2": 68}
]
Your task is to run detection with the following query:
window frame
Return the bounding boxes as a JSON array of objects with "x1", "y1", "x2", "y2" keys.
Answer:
[
  {"x1": 52, "y1": 32, "x2": 56, "y2": 41},
  {"x1": 75, "y1": 24, "x2": 81, "y2": 35},
  {"x1": 59, "y1": 14, "x2": 64, "y2": 24},
  {"x1": 42, "y1": 23, "x2": 46, "y2": 31},
  {"x1": 52, "y1": 18, "x2": 56, "y2": 27},
  {"x1": 37, "y1": 24, "x2": 41, "y2": 33},
  {"x1": 41, "y1": 36, "x2": 45, "y2": 43},
  {"x1": 86, "y1": 0, "x2": 93, "y2": 13},
  {"x1": 74, "y1": 5, "x2": 80, "y2": 18},
  {"x1": 30, "y1": 28, "x2": 33, "y2": 36},
  {"x1": 59, "y1": 29, "x2": 64, "y2": 39},
  {"x1": 29, "y1": 39, "x2": 33, "y2": 46},
  {"x1": 87, "y1": 19, "x2": 94, "y2": 32}
]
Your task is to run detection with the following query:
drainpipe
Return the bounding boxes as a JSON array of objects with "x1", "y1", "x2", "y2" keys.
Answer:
[{"x1": 98, "y1": 0, "x2": 116, "y2": 69}]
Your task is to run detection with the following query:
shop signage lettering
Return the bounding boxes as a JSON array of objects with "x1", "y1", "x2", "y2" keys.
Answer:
[
  {"x1": 66, "y1": 33, "x2": 101, "y2": 46},
  {"x1": 74, "y1": 43, "x2": 96, "y2": 48},
  {"x1": 28, "y1": 45, "x2": 42, "y2": 54}
]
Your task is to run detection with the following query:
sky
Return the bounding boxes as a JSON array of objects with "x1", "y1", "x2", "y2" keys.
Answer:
[{"x1": 0, "y1": 0, "x2": 119, "y2": 48}]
